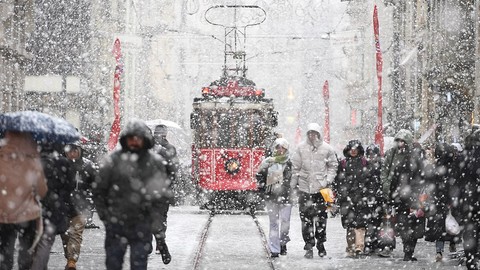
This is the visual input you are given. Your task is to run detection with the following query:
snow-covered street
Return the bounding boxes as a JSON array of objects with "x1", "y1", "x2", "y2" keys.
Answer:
[{"x1": 42, "y1": 205, "x2": 465, "y2": 270}]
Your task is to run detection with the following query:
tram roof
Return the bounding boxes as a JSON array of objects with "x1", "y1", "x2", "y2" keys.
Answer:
[{"x1": 192, "y1": 97, "x2": 274, "y2": 110}]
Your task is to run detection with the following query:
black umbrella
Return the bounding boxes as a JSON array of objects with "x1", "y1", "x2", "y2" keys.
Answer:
[{"x1": 0, "y1": 111, "x2": 80, "y2": 144}]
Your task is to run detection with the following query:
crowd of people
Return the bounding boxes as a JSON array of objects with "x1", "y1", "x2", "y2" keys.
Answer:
[
  {"x1": 0, "y1": 119, "x2": 177, "y2": 270},
  {"x1": 2, "y1": 117, "x2": 480, "y2": 269},
  {"x1": 259, "y1": 122, "x2": 480, "y2": 270}
]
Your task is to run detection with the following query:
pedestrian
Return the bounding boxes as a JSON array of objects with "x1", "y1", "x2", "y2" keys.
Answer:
[
  {"x1": 61, "y1": 140, "x2": 99, "y2": 270},
  {"x1": 0, "y1": 131, "x2": 48, "y2": 270},
  {"x1": 334, "y1": 140, "x2": 374, "y2": 258},
  {"x1": 380, "y1": 129, "x2": 426, "y2": 261},
  {"x1": 290, "y1": 123, "x2": 338, "y2": 259},
  {"x1": 151, "y1": 124, "x2": 178, "y2": 264},
  {"x1": 31, "y1": 144, "x2": 77, "y2": 270},
  {"x1": 256, "y1": 138, "x2": 293, "y2": 258},
  {"x1": 93, "y1": 119, "x2": 170, "y2": 270},
  {"x1": 459, "y1": 129, "x2": 480, "y2": 269},
  {"x1": 424, "y1": 143, "x2": 461, "y2": 262},
  {"x1": 364, "y1": 144, "x2": 384, "y2": 255}
]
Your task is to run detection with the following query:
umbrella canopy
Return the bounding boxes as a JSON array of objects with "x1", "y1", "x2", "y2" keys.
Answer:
[
  {"x1": 0, "y1": 111, "x2": 80, "y2": 144},
  {"x1": 145, "y1": 119, "x2": 182, "y2": 130}
]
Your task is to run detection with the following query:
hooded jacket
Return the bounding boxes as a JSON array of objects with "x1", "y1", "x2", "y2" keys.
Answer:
[
  {"x1": 0, "y1": 131, "x2": 47, "y2": 224},
  {"x1": 290, "y1": 125, "x2": 338, "y2": 194},
  {"x1": 93, "y1": 120, "x2": 170, "y2": 226},
  {"x1": 381, "y1": 129, "x2": 423, "y2": 207}
]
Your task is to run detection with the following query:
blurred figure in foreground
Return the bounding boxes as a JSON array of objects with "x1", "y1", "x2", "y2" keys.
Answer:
[
  {"x1": 94, "y1": 120, "x2": 170, "y2": 270},
  {"x1": 0, "y1": 131, "x2": 48, "y2": 270},
  {"x1": 31, "y1": 144, "x2": 77, "y2": 270}
]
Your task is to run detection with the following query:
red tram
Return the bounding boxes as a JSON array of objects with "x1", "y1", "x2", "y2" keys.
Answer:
[{"x1": 190, "y1": 5, "x2": 277, "y2": 210}]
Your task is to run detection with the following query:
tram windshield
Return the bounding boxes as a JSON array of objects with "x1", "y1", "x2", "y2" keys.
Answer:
[{"x1": 194, "y1": 109, "x2": 269, "y2": 148}]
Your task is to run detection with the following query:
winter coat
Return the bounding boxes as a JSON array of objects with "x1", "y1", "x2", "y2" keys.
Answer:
[
  {"x1": 458, "y1": 131, "x2": 480, "y2": 225},
  {"x1": 0, "y1": 131, "x2": 47, "y2": 224},
  {"x1": 334, "y1": 141, "x2": 381, "y2": 229},
  {"x1": 94, "y1": 120, "x2": 171, "y2": 226},
  {"x1": 290, "y1": 137, "x2": 338, "y2": 194},
  {"x1": 40, "y1": 150, "x2": 77, "y2": 234},
  {"x1": 425, "y1": 143, "x2": 459, "y2": 242},
  {"x1": 69, "y1": 156, "x2": 98, "y2": 213},
  {"x1": 381, "y1": 135, "x2": 426, "y2": 240},
  {"x1": 256, "y1": 157, "x2": 292, "y2": 204},
  {"x1": 154, "y1": 139, "x2": 179, "y2": 205}
]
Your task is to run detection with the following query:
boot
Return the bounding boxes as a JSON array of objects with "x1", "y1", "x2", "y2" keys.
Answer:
[
  {"x1": 403, "y1": 253, "x2": 418, "y2": 261},
  {"x1": 65, "y1": 259, "x2": 76, "y2": 270},
  {"x1": 317, "y1": 242, "x2": 327, "y2": 257},
  {"x1": 304, "y1": 249, "x2": 313, "y2": 259},
  {"x1": 157, "y1": 241, "x2": 171, "y2": 264},
  {"x1": 280, "y1": 244, "x2": 287, "y2": 255},
  {"x1": 346, "y1": 228, "x2": 355, "y2": 257},
  {"x1": 354, "y1": 228, "x2": 366, "y2": 256}
]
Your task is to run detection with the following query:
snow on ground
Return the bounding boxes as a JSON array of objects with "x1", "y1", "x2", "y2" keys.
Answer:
[{"x1": 40, "y1": 205, "x2": 464, "y2": 269}]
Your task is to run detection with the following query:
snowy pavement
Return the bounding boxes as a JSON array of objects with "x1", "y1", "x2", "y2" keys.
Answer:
[{"x1": 43, "y1": 205, "x2": 465, "y2": 269}]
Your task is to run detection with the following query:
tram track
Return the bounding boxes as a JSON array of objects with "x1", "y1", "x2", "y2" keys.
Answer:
[{"x1": 192, "y1": 211, "x2": 276, "y2": 270}]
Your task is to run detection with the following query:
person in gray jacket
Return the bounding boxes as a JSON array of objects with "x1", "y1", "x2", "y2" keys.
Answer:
[{"x1": 290, "y1": 123, "x2": 338, "y2": 259}]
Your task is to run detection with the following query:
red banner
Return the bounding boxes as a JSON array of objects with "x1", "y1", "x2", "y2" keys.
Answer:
[
  {"x1": 107, "y1": 38, "x2": 123, "y2": 151},
  {"x1": 323, "y1": 80, "x2": 330, "y2": 144},
  {"x1": 295, "y1": 112, "x2": 302, "y2": 145},
  {"x1": 373, "y1": 5, "x2": 384, "y2": 155}
]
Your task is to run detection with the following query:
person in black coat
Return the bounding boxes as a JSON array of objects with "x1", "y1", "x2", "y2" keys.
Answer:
[
  {"x1": 61, "y1": 141, "x2": 99, "y2": 270},
  {"x1": 380, "y1": 130, "x2": 426, "y2": 261},
  {"x1": 93, "y1": 119, "x2": 170, "y2": 270},
  {"x1": 459, "y1": 130, "x2": 480, "y2": 269},
  {"x1": 424, "y1": 143, "x2": 461, "y2": 262},
  {"x1": 31, "y1": 145, "x2": 77, "y2": 270},
  {"x1": 364, "y1": 144, "x2": 384, "y2": 255},
  {"x1": 334, "y1": 140, "x2": 373, "y2": 257},
  {"x1": 151, "y1": 124, "x2": 178, "y2": 264}
]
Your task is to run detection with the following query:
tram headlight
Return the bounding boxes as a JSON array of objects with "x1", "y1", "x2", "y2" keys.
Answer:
[{"x1": 225, "y1": 158, "x2": 241, "y2": 175}]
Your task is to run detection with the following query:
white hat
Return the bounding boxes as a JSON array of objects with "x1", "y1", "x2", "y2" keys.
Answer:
[
  {"x1": 273, "y1": 138, "x2": 289, "y2": 150},
  {"x1": 307, "y1": 123, "x2": 322, "y2": 134}
]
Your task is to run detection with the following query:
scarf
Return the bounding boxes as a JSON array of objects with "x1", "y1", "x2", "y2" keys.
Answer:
[{"x1": 265, "y1": 153, "x2": 288, "y2": 187}]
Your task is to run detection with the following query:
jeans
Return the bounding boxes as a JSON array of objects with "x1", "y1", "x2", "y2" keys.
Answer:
[
  {"x1": 0, "y1": 220, "x2": 37, "y2": 270},
  {"x1": 266, "y1": 201, "x2": 292, "y2": 253},
  {"x1": 104, "y1": 222, "x2": 152, "y2": 270}
]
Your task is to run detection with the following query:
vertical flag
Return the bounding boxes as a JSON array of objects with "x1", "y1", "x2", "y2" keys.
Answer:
[
  {"x1": 107, "y1": 38, "x2": 123, "y2": 151},
  {"x1": 373, "y1": 5, "x2": 384, "y2": 155},
  {"x1": 323, "y1": 80, "x2": 330, "y2": 144},
  {"x1": 295, "y1": 112, "x2": 302, "y2": 145}
]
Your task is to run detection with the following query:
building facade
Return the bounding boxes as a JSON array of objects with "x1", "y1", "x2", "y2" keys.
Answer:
[{"x1": 0, "y1": 0, "x2": 34, "y2": 112}]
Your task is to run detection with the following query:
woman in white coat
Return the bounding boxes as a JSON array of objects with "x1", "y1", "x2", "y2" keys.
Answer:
[{"x1": 257, "y1": 138, "x2": 293, "y2": 258}]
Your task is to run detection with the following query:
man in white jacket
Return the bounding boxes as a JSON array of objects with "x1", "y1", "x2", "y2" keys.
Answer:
[{"x1": 290, "y1": 123, "x2": 338, "y2": 259}]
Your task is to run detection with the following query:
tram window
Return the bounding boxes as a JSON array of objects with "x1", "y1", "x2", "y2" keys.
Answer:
[
  {"x1": 215, "y1": 112, "x2": 227, "y2": 148},
  {"x1": 236, "y1": 112, "x2": 249, "y2": 147}
]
